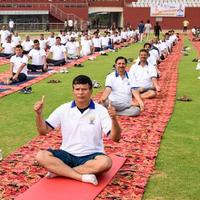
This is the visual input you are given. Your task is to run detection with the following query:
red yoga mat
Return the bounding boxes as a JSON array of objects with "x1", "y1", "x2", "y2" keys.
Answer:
[{"x1": 15, "y1": 154, "x2": 126, "y2": 200}]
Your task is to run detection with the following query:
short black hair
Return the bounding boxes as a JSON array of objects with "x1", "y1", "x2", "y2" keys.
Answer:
[
  {"x1": 56, "y1": 36, "x2": 61, "y2": 40},
  {"x1": 33, "y1": 39, "x2": 39, "y2": 43},
  {"x1": 143, "y1": 43, "x2": 151, "y2": 48},
  {"x1": 15, "y1": 44, "x2": 23, "y2": 49},
  {"x1": 139, "y1": 48, "x2": 148, "y2": 54},
  {"x1": 115, "y1": 56, "x2": 127, "y2": 64},
  {"x1": 72, "y1": 75, "x2": 93, "y2": 89}
]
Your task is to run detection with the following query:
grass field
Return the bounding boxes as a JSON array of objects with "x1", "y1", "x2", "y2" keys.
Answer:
[{"x1": 143, "y1": 37, "x2": 200, "y2": 200}]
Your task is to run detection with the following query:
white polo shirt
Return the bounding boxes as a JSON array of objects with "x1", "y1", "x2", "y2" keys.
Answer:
[
  {"x1": 92, "y1": 37, "x2": 101, "y2": 48},
  {"x1": 47, "y1": 37, "x2": 56, "y2": 47},
  {"x1": 0, "y1": 30, "x2": 10, "y2": 44},
  {"x1": 80, "y1": 39, "x2": 92, "y2": 56},
  {"x1": 28, "y1": 48, "x2": 46, "y2": 65},
  {"x1": 65, "y1": 41, "x2": 79, "y2": 55},
  {"x1": 129, "y1": 62, "x2": 157, "y2": 89},
  {"x1": 21, "y1": 40, "x2": 33, "y2": 51},
  {"x1": 10, "y1": 55, "x2": 28, "y2": 75},
  {"x1": 105, "y1": 71, "x2": 132, "y2": 104},
  {"x1": 2, "y1": 42, "x2": 15, "y2": 54},
  {"x1": 46, "y1": 100, "x2": 112, "y2": 156},
  {"x1": 50, "y1": 45, "x2": 66, "y2": 60},
  {"x1": 12, "y1": 35, "x2": 21, "y2": 46},
  {"x1": 39, "y1": 39, "x2": 47, "y2": 49}
]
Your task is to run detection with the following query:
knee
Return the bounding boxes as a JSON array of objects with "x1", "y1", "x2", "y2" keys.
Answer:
[
  {"x1": 36, "y1": 150, "x2": 50, "y2": 165},
  {"x1": 98, "y1": 156, "x2": 112, "y2": 172}
]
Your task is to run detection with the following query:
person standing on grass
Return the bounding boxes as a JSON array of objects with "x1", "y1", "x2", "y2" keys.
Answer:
[
  {"x1": 154, "y1": 22, "x2": 162, "y2": 40},
  {"x1": 4, "y1": 45, "x2": 28, "y2": 85},
  {"x1": 34, "y1": 75, "x2": 121, "y2": 185},
  {"x1": 144, "y1": 20, "x2": 152, "y2": 41}
]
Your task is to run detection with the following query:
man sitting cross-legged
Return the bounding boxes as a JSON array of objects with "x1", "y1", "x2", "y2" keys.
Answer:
[
  {"x1": 129, "y1": 49, "x2": 161, "y2": 102},
  {"x1": 34, "y1": 75, "x2": 121, "y2": 185},
  {"x1": 99, "y1": 56, "x2": 144, "y2": 116},
  {"x1": 46, "y1": 36, "x2": 67, "y2": 66},
  {"x1": 4, "y1": 44, "x2": 28, "y2": 85},
  {"x1": 27, "y1": 39, "x2": 47, "y2": 72}
]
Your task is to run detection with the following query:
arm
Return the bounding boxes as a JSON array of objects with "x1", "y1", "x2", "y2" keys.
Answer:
[
  {"x1": 152, "y1": 77, "x2": 160, "y2": 92},
  {"x1": 9, "y1": 62, "x2": 14, "y2": 78},
  {"x1": 132, "y1": 89, "x2": 144, "y2": 111},
  {"x1": 12, "y1": 63, "x2": 26, "y2": 80},
  {"x1": 42, "y1": 55, "x2": 47, "y2": 70},
  {"x1": 34, "y1": 96, "x2": 53, "y2": 135},
  {"x1": 107, "y1": 102, "x2": 121, "y2": 142},
  {"x1": 99, "y1": 87, "x2": 112, "y2": 103}
]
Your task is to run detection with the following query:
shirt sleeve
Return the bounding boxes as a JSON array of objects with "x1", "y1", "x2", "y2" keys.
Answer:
[
  {"x1": 22, "y1": 55, "x2": 28, "y2": 64},
  {"x1": 45, "y1": 105, "x2": 65, "y2": 129},
  {"x1": 149, "y1": 65, "x2": 158, "y2": 78},
  {"x1": 105, "y1": 74, "x2": 112, "y2": 88},
  {"x1": 99, "y1": 106, "x2": 112, "y2": 136}
]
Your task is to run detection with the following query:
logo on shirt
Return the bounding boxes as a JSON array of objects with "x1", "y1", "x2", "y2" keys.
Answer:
[{"x1": 89, "y1": 116, "x2": 95, "y2": 125}]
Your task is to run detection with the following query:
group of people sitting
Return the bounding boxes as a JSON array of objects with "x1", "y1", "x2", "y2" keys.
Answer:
[
  {"x1": 33, "y1": 29, "x2": 178, "y2": 185},
  {"x1": 0, "y1": 26, "x2": 138, "y2": 85},
  {"x1": 191, "y1": 26, "x2": 200, "y2": 41}
]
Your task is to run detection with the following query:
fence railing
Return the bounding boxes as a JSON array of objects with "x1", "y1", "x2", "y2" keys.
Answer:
[{"x1": 0, "y1": 23, "x2": 85, "y2": 31}]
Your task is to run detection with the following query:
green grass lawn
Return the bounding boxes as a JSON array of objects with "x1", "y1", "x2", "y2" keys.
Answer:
[
  {"x1": 0, "y1": 42, "x2": 142, "y2": 156},
  {"x1": 143, "y1": 37, "x2": 200, "y2": 200}
]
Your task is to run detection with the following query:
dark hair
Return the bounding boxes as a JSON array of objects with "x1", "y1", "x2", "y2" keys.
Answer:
[
  {"x1": 72, "y1": 75, "x2": 93, "y2": 89},
  {"x1": 56, "y1": 36, "x2": 61, "y2": 40},
  {"x1": 139, "y1": 48, "x2": 149, "y2": 54},
  {"x1": 143, "y1": 42, "x2": 151, "y2": 48},
  {"x1": 15, "y1": 44, "x2": 23, "y2": 49},
  {"x1": 115, "y1": 56, "x2": 127, "y2": 64},
  {"x1": 33, "y1": 39, "x2": 39, "y2": 44}
]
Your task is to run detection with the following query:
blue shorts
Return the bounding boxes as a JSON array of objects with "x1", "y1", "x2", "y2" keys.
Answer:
[{"x1": 48, "y1": 149, "x2": 104, "y2": 168}]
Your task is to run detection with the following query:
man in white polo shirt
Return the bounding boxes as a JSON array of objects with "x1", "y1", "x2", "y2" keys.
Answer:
[
  {"x1": 65, "y1": 37, "x2": 80, "y2": 59},
  {"x1": 21, "y1": 35, "x2": 33, "y2": 54},
  {"x1": 34, "y1": 75, "x2": 121, "y2": 185},
  {"x1": 4, "y1": 45, "x2": 28, "y2": 84},
  {"x1": 99, "y1": 56, "x2": 144, "y2": 116},
  {"x1": 129, "y1": 49, "x2": 160, "y2": 100},
  {"x1": 46, "y1": 36, "x2": 67, "y2": 66},
  {"x1": 0, "y1": 35, "x2": 15, "y2": 59},
  {"x1": 27, "y1": 39, "x2": 47, "y2": 72}
]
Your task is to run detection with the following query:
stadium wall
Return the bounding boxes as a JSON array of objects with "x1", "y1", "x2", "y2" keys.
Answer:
[{"x1": 124, "y1": 7, "x2": 200, "y2": 29}]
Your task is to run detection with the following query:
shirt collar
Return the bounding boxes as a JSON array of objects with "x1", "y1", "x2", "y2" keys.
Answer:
[
  {"x1": 71, "y1": 100, "x2": 95, "y2": 109},
  {"x1": 115, "y1": 70, "x2": 129, "y2": 78},
  {"x1": 138, "y1": 61, "x2": 148, "y2": 65}
]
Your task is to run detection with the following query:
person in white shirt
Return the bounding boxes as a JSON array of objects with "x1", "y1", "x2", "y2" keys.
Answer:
[
  {"x1": 0, "y1": 26, "x2": 10, "y2": 45},
  {"x1": 65, "y1": 37, "x2": 80, "y2": 59},
  {"x1": 0, "y1": 36, "x2": 15, "y2": 59},
  {"x1": 27, "y1": 39, "x2": 47, "y2": 72},
  {"x1": 100, "y1": 33, "x2": 110, "y2": 50},
  {"x1": 46, "y1": 32, "x2": 56, "y2": 49},
  {"x1": 92, "y1": 32, "x2": 101, "y2": 52},
  {"x1": 39, "y1": 34, "x2": 47, "y2": 50},
  {"x1": 11, "y1": 32, "x2": 21, "y2": 47},
  {"x1": 34, "y1": 75, "x2": 121, "y2": 185},
  {"x1": 46, "y1": 36, "x2": 67, "y2": 66},
  {"x1": 68, "y1": 18, "x2": 74, "y2": 31},
  {"x1": 21, "y1": 35, "x2": 33, "y2": 54},
  {"x1": 144, "y1": 20, "x2": 152, "y2": 41},
  {"x1": 8, "y1": 19, "x2": 15, "y2": 33},
  {"x1": 60, "y1": 31, "x2": 68, "y2": 45},
  {"x1": 4, "y1": 45, "x2": 28, "y2": 84},
  {"x1": 80, "y1": 35, "x2": 93, "y2": 56},
  {"x1": 129, "y1": 49, "x2": 160, "y2": 100},
  {"x1": 99, "y1": 56, "x2": 144, "y2": 116}
]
